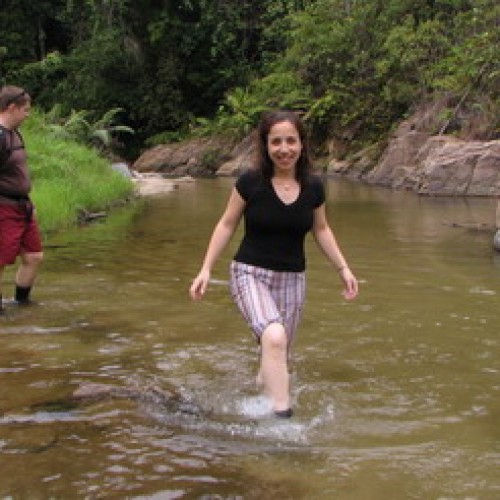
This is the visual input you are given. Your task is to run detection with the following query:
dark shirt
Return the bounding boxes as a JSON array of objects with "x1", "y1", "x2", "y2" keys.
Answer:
[
  {"x1": 233, "y1": 169, "x2": 325, "y2": 272},
  {"x1": 0, "y1": 125, "x2": 31, "y2": 203}
]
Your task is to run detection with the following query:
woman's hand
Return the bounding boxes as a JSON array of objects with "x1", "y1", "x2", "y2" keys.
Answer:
[
  {"x1": 339, "y1": 267, "x2": 358, "y2": 300},
  {"x1": 189, "y1": 269, "x2": 211, "y2": 300}
]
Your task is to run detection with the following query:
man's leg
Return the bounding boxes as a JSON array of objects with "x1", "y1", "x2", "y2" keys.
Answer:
[{"x1": 15, "y1": 251, "x2": 43, "y2": 303}]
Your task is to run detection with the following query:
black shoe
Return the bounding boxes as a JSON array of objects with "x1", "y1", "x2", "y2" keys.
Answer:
[
  {"x1": 2, "y1": 297, "x2": 37, "y2": 307},
  {"x1": 274, "y1": 408, "x2": 293, "y2": 419},
  {"x1": 15, "y1": 298, "x2": 37, "y2": 307}
]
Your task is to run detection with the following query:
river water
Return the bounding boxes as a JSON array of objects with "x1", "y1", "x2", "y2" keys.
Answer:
[{"x1": 1, "y1": 178, "x2": 499, "y2": 499}]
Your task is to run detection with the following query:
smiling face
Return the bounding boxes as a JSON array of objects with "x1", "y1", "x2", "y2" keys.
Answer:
[{"x1": 266, "y1": 120, "x2": 303, "y2": 175}]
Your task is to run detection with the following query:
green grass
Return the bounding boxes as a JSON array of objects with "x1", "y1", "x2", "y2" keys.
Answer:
[{"x1": 21, "y1": 109, "x2": 135, "y2": 234}]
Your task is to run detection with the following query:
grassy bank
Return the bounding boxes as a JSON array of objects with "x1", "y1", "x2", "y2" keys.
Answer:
[{"x1": 21, "y1": 109, "x2": 135, "y2": 234}]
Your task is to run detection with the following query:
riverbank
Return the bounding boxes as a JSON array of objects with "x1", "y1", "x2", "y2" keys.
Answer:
[
  {"x1": 23, "y1": 110, "x2": 134, "y2": 235},
  {"x1": 133, "y1": 103, "x2": 500, "y2": 198}
]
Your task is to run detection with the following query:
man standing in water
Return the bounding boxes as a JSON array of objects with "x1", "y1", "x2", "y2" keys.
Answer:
[{"x1": 0, "y1": 86, "x2": 43, "y2": 314}]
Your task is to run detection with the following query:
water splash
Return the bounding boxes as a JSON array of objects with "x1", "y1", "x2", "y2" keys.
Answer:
[{"x1": 233, "y1": 395, "x2": 273, "y2": 418}]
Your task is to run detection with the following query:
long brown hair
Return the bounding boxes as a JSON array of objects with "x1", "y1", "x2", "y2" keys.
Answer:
[
  {"x1": 255, "y1": 110, "x2": 312, "y2": 186},
  {"x1": 0, "y1": 86, "x2": 31, "y2": 111}
]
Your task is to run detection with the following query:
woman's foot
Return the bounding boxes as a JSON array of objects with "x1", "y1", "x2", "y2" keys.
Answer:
[{"x1": 274, "y1": 408, "x2": 293, "y2": 419}]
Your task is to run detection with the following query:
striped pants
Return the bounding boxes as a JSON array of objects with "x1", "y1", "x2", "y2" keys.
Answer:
[{"x1": 229, "y1": 261, "x2": 306, "y2": 344}]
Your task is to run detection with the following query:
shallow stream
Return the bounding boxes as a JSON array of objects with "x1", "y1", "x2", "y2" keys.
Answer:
[{"x1": 1, "y1": 179, "x2": 499, "y2": 498}]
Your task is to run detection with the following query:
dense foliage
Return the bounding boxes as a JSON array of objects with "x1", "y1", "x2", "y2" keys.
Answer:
[{"x1": 1, "y1": 0, "x2": 498, "y2": 157}]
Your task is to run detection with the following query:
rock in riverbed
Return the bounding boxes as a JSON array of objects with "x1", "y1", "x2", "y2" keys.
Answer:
[{"x1": 71, "y1": 382, "x2": 204, "y2": 416}]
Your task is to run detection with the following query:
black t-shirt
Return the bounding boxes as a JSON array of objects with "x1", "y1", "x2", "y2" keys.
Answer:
[{"x1": 233, "y1": 169, "x2": 325, "y2": 272}]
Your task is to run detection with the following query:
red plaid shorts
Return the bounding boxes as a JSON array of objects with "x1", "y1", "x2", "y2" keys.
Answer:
[{"x1": 0, "y1": 203, "x2": 43, "y2": 265}]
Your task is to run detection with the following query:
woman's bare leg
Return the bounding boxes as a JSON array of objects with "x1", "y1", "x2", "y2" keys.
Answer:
[{"x1": 260, "y1": 322, "x2": 290, "y2": 412}]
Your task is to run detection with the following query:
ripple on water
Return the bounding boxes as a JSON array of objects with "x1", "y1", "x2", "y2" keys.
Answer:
[
  {"x1": 468, "y1": 286, "x2": 496, "y2": 295},
  {"x1": 0, "y1": 325, "x2": 72, "y2": 335}
]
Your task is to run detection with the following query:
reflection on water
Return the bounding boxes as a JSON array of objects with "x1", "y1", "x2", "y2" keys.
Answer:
[{"x1": 1, "y1": 179, "x2": 499, "y2": 498}]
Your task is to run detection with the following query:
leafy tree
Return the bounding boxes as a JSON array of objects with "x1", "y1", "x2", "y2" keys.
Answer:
[
  {"x1": 376, "y1": 17, "x2": 452, "y2": 106},
  {"x1": 2, "y1": 0, "x2": 497, "y2": 155},
  {"x1": 268, "y1": 0, "x2": 499, "y2": 145}
]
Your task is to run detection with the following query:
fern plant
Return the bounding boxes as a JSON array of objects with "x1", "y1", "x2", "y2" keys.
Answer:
[{"x1": 44, "y1": 105, "x2": 134, "y2": 154}]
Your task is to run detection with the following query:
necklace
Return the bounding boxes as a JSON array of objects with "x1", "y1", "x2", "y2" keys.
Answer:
[{"x1": 274, "y1": 178, "x2": 295, "y2": 191}]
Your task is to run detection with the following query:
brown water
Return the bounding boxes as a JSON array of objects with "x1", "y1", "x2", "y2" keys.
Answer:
[{"x1": 1, "y1": 178, "x2": 499, "y2": 499}]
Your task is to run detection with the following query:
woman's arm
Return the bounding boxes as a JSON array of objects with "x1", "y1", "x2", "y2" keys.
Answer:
[
  {"x1": 189, "y1": 188, "x2": 245, "y2": 300},
  {"x1": 312, "y1": 204, "x2": 358, "y2": 300}
]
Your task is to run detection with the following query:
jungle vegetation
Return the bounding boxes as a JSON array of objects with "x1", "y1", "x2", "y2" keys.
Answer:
[{"x1": 1, "y1": 0, "x2": 499, "y2": 159}]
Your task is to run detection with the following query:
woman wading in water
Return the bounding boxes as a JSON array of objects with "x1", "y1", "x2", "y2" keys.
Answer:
[{"x1": 190, "y1": 110, "x2": 358, "y2": 417}]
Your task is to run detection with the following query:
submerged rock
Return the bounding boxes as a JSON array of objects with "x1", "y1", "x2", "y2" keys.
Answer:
[
  {"x1": 494, "y1": 229, "x2": 500, "y2": 251},
  {"x1": 71, "y1": 382, "x2": 204, "y2": 416}
]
